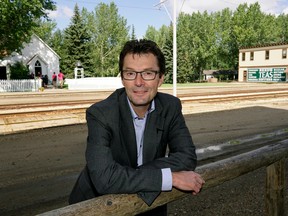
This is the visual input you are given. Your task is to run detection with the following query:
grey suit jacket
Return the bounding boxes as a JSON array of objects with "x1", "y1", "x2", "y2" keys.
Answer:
[{"x1": 69, "y1": 88, "x2": 197, "y2": 206}]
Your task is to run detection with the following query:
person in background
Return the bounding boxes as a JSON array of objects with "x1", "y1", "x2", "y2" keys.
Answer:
[
  {"x1": 52, "y1": 72, "x2": 57, "y2": 89},
  {"x1": 58, "y1": 70, "x2": 64, "y2": 88},
  {"x1": 29, "y1": 72, "x2": 34, "y2": 79},
  {"x1": 43, "y1": 75, "x2": 48, "y2": 88},
  {"x1": 68, "y1": 39, "x2": 205, "y2": 216}
]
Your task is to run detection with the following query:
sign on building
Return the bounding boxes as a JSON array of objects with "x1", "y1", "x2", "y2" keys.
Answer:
[{"x1": 248, "y1": 68, "x2": 286, "y2": 82}]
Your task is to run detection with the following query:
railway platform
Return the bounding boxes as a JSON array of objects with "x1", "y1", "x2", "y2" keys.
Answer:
[{"x1": 0, "y1": 83, "x2": 288, "y2": 135}]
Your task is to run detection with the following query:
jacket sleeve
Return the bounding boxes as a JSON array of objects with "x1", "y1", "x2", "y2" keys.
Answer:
[{"x1": 137, "y1": 98, "x2": 197, "y2": 205}]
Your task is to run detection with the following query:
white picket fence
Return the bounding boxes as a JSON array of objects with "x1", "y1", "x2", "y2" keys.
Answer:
[{"x1": 0, "y1": 79, "x2": 41, "y2": 92}]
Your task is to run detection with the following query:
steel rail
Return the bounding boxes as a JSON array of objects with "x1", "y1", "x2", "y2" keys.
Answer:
[{"x1": 1, "y1": 90, "x2": 288, "y2": 117}]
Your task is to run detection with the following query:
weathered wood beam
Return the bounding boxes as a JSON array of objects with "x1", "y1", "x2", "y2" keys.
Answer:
[{"x1": 265, "y1": 158, "x2": 285, "y2": 216}]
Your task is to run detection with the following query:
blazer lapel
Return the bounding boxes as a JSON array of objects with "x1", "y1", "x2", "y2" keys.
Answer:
[
  {"x1": 142, "y1": 97, "x2": 165, "y2": 163},
  {"x1": 118, "y1": 91, "x2": 138, "y2": 168}
]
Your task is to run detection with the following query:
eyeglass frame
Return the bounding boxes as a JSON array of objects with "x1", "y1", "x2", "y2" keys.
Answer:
[{"x1": 122, "y1": 70, "x2": 160, "y2": 80}]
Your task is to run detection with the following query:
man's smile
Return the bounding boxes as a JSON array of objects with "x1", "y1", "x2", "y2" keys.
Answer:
[{"x1": 133, "y1": 90, "x2": 148, "y2": 95}]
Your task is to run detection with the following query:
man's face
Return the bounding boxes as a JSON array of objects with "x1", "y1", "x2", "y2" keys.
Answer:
[{"x1": 122, "y1": 53, "x2": 164, "y2": 110}]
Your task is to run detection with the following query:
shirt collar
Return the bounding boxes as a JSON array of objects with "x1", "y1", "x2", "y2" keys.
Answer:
[{"x1": 127, "y1": 97, "x2": 155, "y2": 119}]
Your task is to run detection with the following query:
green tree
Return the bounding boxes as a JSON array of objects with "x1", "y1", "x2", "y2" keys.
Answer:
[
  {"x1": 162, "y1": 25, "x2": 173, "y2": 84},
  {"x1": 275, "y1": 14, "x2": 288, "y2": 42},
  {"x1": 0, "y1": 0, "x2": 56, "y2": 58},
  {"x1": 177, "y1": 11, "x2": 217, "y2": 82},
  {"x1": 144, "y1": 25, "x2": 170, "y2": 50},
  {"x1": 232, "y1": 2, "x2": 267, "y2": 47},
  {"x1": 214, "y1": 8, "x2": 234, "y2": 69},
  {"x1": 61, "y1": 4, "x2": 93, "y2": 78},
  {"x1": 49, "y1": 29, "x2": 65, "y2": 60},
  {"x1": 229, "y1": 2, "x2": 279, "y2": 69},
  {"x1": 131, "y1": 25, "x2": 136, "y2": 40},
  {"x1": 33, "y1": 19, "x2": 57, "y2": 44},
  {"x1": 89, "y1": 2, "x2": 129, "y2": 77},
  {"x1": 156, "y1": 25, "x2": 171, "y2": 50},
  {"x1": 145, "y1": 26, "x2": 159, "y2": 42}
]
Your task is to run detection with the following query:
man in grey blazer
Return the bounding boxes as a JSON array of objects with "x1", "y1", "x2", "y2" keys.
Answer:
[{"x1": 69, "y1": 39, "x2": 204, "y2": 215}]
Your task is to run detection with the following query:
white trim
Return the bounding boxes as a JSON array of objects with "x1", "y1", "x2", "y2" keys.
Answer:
[{"x1": 26, "y1": 54, "x2": 49, "y2": 66}]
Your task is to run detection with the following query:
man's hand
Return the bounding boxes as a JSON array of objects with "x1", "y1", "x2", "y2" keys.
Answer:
[{"x1": 172, "y1": 171, "x2": 205, "y2": 195}]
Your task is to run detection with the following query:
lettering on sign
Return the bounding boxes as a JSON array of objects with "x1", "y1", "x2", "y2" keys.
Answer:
[{"x1": 248, "y1": 68, "x2": 286, "y2": 82}]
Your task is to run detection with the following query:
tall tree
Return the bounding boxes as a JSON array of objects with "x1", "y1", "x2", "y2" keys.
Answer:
[
  {"x1": 156, "y1": 25, "x2": 171, "y2": 50},
  {"x1": 145, "y1": 26, "x2": 159, "y2": 42},
  {"x1": 176, "y1": 13, "x2": 193, "y2": 82},
  {"x1": 229, "y1": 2, "x2": 278, "y2": 69},
  {"x1": 89, "y1": 2, "x2": 129, "y2": 77},
  {"x1": 275, "y1": 14, "x2": 288, "y2": 42},
  {"x1": 177, "y1": 11, "x2": 216, "y2": 82},
  {"x1": 49, "y1": 29, "x2": 65, "y2": 59},
  {"x1": 232, "y1": 2, "x2": 265, "y2": 47},
  {"x1": 162, "y1": 25, "x2": 173, "y2": 84},
  {"x1": 214, "y1": 8, "x2": 234, "y2": 69},
  {"x1": 145, "y1": 25, "x2": 171, "y2": 49},
  {"x1": 33, "y1": 19, "x2": 57, "y2": 43},
  {"x1": 131, "y1": 25, "x2": 137, "y2": 40},
  {"x1": 0, "y1": 0, "x2": 56, "y2": 58},
  {"x1": 61, "y1": 4, "x2": 93, "y2": 78}
]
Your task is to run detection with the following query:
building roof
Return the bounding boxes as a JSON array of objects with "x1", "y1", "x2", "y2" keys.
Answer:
[
  {"x1": 240, "y1": 42, "x2": 288, "y2": 50},
  {"x1": 203, "y1": 70, "x2": 218, "y2": 75},
  {"x1": 203, "y1": 70, "x2": 237, "y2": 75},
  {"x1": 30, "y1": 34, "x2": 61, "y2": 59}
]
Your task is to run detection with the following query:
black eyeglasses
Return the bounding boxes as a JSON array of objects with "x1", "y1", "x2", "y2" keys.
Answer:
[{"x1": 122, "y1": 70, "x2": 159, "y2": 80}]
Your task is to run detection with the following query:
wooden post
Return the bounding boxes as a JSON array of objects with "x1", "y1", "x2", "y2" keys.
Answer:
[{"x1": 265, "y1": 158, "x2": 285, "y2": 216}]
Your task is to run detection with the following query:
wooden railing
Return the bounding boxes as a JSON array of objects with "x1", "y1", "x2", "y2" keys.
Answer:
[{"x1": 38, "y1": 140, "x2": 288, "y2": 216}]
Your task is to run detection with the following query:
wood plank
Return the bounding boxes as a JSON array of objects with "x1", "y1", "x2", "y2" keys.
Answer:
[{"x1": 265, "y1": 158, "x2": 285, "y2": 216}]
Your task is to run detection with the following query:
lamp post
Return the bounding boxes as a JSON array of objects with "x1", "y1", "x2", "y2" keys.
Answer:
[
  {"x1": 172, "y1": 0, "x2": 177, "y2": 96},
  {"x1": 155, "y1": 0, "x2": 177, "y2": 96},
  {"x1": 74, "y1": 61, "x2": 84, "y2": 79},
  {"x1": 76, "y1": 61, "x2": 82, "y2": 68}
]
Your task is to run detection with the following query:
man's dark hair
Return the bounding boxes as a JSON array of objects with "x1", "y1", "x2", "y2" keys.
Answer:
[{"x1": 119, "y1": 39, "x2": 166, "y2": 78}]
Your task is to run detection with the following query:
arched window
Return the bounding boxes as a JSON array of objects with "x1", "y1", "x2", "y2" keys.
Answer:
[{"x1": 35, "y1": 60, "x2": 42, "y2": 77}]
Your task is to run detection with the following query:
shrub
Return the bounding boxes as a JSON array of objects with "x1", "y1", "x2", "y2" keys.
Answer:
[{"x1": 10, "y1": 62, "x2": 29, "y2": 79}]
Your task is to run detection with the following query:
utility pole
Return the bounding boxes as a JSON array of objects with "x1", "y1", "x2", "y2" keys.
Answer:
[
  {"x1": 172, "y1": 0, "x2": 177, "y2": 96},
  {"x1": 155, "y1": 0, "x2": 177, "y2": 96}
]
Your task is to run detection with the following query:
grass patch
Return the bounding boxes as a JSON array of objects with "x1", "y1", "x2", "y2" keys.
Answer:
[
  {"x1": 261, "y1": 133, "x2": 273, "y2": 138},
  {"x1": 229, "y1": 140, "x2": 240, "y2": 145}
]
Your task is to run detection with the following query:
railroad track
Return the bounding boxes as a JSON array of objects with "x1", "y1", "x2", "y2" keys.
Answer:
[
  {"x1": 1, "y1": 88, "x2": 288, "y2": 114},
  {"x1": 0, "y1": 86, "x2": 288, "y2": 135}
]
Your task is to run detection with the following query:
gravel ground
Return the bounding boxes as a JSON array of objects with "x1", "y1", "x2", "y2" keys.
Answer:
[{"x1": 168, "y1": 163, "x2": 288, "y2": 216}]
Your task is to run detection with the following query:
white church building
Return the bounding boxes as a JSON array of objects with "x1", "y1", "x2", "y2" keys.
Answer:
[{"x1": 0, "y1": 34, "x2": 60, "y2": 83}]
